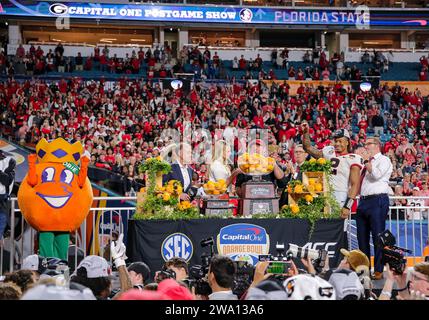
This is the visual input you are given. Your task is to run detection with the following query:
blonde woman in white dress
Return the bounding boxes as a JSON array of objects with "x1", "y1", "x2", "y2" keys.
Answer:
[{"x1": 208, "y1": 140, "x2": 242, "y2": 193}]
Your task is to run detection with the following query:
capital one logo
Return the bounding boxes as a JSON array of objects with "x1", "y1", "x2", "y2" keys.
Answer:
[{"x1": 161, "y1": 233, "x2": 193, "y2": 262}]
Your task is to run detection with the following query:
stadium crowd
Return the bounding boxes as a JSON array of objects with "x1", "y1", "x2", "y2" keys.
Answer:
[
  {"x1": 0, "y1": 43, "x2": 402, "y2": 81},
  {"x1": 1, "y1": 231, "x2": 428, "y2": 300},
  {"x1": 1, "y1": 71, "x2": 428, "y2": 208},
  {"x1": 1, "y1": 45, "x2": 429, "y2": 302}
]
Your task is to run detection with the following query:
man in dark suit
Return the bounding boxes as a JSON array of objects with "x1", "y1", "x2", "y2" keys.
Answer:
[{"x1": 163, "y1": 143, "x2": 194, "y2": 201}]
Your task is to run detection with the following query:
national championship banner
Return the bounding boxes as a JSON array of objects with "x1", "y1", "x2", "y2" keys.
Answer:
[
  {"x1": 2, "y1": 1, "x2": 429, "y2": 27},
  {"x1": 126, "y1": 218, "x2": 348, "y2": 277}
]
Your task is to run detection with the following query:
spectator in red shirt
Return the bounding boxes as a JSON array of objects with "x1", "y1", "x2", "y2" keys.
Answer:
[
  {"x1": 84, "y1": 55, "x2": 93, "y2": 71},
  {"x1": 420, "y1": 55, "x2": 428, "y2": 68},
  {"x1": 419, "y1": 66, "x2": 427, "y2": 81},
  {"x1": 239, "y1": 55, "x2": 247, "y2": 70}
]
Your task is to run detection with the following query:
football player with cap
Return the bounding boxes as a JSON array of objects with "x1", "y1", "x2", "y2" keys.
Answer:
[
  {"x1": 302, "y1": 123, "x2": 363, "y2": 219},
  {"x1": 70, "y1": 255, "x2": 113, "y2": 300}
]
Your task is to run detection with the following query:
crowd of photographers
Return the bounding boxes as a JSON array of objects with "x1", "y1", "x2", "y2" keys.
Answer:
[{"x1": 0, "y1": 232, "x2": 428, "y2": 300}]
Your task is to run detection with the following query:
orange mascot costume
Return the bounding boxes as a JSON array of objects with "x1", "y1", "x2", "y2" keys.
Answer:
[{"x1": 17, "y1": 138, "x2": 93, "y2": 260}]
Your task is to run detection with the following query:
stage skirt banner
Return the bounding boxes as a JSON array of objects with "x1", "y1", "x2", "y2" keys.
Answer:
[{"x1": 127, "y1": 218, "x2": 347, "y2": 276}]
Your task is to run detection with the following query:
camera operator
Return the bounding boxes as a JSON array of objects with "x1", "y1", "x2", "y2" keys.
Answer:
[
  {"x1": 207, "y1": 255, "x2": 238, "y2": 300},
  {"x1": 163, "y1": 257, "x2": 189, "y2": 282},
  {"x1": 380, "y1": 262, "x2": 429, "y2": 300},
  {"x1": 0, "y1": 150, "x2": 16, "y2": 240}
]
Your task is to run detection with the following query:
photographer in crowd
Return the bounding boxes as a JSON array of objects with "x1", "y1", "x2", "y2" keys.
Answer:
[
  {"x1": 163, "y1": 257, "x2": 189, "y2": 282},
  {"x1": 207, "y1": 255, "x2": 238, "y2": 300},
  {"x1": 379, "y1": 262, "x2": 429, "y2": 300}
]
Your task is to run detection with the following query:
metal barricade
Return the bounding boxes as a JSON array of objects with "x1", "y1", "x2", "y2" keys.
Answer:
[
  {"x1": 347, "y1": 196, "x2": 429, "y2": 266},
  {"x1": 0, "y1": 196, "x2": 136, "y2": 276}
]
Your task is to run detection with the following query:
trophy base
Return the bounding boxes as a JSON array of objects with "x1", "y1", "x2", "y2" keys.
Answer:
[
  {"x1": 239, "y1": 198, "x2": 279, "y2": 217},
  {"x1": 202, "y1": 199, "x2": 234, "y2": 216},
  {"x1": 242, "y1": 181, "x2": 276, "y2": 199}
]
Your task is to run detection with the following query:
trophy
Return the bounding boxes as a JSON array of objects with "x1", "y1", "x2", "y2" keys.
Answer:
[
  {"x1": 237, "y1": 153, "x2": 279, "y2": 216},
  {"x1": 201, "y1": 180, "x2": 235, "y2": 216}
]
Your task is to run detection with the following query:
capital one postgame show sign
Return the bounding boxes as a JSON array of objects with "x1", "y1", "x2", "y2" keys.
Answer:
[{"x1": 1, "y1": 1, "x2": 429, "y2": 27}]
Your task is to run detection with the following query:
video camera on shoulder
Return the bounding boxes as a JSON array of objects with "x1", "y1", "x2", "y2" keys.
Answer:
[
  {"x1": 186, "y1": 237, "x2": 215, "y2": 296},
  {"x1": 377, "y1": 229, "x2": 412, "y2": 275}
]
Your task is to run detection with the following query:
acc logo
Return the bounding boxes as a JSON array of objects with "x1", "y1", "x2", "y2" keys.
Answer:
[
  {"x1": 170, "y1": 80, "x2": 183, "y2": 90},
  {"x1": 49, "y1": 3, "x2": 68, "y2": 15},
  {"x1": 302, "y1": 242, "x2": 337, "y2": 257},
  {"x1": 239, "y1": 8, "x2": 253, "y2": 22},
  {"x1": 217, "y1": 223, "x2": 269, "y2": 265},
  {"x1": 161, "y1": 233, "x2": 193, "y2": 262}
]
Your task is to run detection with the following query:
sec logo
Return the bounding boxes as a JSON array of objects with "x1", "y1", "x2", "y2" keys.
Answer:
[{"x1": 161, "y1": 233, "x2": 193, "y2": 262}]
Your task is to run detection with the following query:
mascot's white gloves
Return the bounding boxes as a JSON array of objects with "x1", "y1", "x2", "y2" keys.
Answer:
[{"x1": 110, "y1": 233, "x2": 127, "y2": 268}]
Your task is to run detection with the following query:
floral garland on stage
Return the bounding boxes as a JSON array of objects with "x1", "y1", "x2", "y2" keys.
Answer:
[
  {"x1": 134, "y1": 158, "x2": 200, "y2": 220},
  {"x1": 280, "y1": 158, "x2": 341, "y2": 233},
  {"x1": 133, "y1": 157, "x2": 341, "y2": 224}
]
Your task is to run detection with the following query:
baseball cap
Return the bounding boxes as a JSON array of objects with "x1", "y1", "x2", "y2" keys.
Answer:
[
  {"x1": 333, "y1": 129, "x2": 351, "y2": 139},
  {"x1": 73, "y1": 255, "x2": 112, "y2": 279},
  {"x1": 328, "y1": 270, "x2": 364, "y2": 300},
  {"x1": 283, "y1": 274, "x2": 336, "y2": 300},
  {"x1": 157, "y1": 279, "x2": 194, "y2": 300},
  {"x1": 21, "y1": 283, "x2": 96, "y2": 300},
  {"x1": 413, "y1": 186, "x2": 420, "y2": 191},
  {"x1": 22, "y1": 255, "x2": 67, "y2": 275},
  {"x1": 22, "y1": 255, "x2": 43, "y2": 273},
  {"x1": 127, "y1": 262, "x2": 151, "y2": 285},
  {"x1": 340, "y1": 249, "x2": 370, "y2": 271}
]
